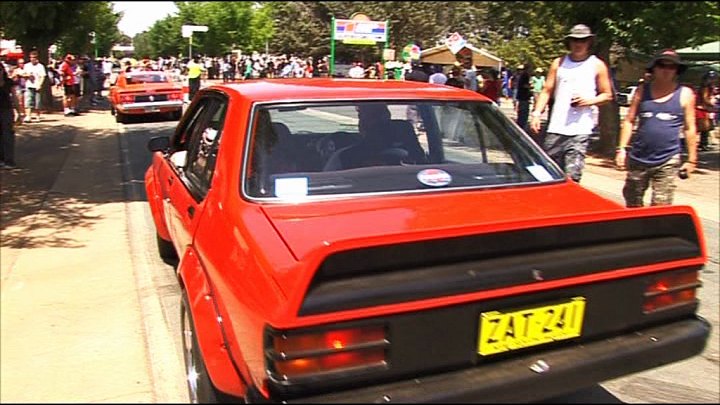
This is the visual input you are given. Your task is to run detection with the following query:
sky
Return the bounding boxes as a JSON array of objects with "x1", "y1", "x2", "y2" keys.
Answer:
[{"x1": 113, "y1": 1, "x2": 179, "y2": 37}]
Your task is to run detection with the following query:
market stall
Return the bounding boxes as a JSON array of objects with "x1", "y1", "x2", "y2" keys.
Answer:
[{"x1": 420, "y1": 43, "x2": 503, "y2": 70}]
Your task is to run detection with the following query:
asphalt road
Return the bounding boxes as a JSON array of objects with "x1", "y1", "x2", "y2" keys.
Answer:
[{"x1": 117, "y1": 107, "x2": 718, "y2": 403}]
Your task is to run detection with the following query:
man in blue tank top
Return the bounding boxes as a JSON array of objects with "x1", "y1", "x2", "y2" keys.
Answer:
[
  {"x1": 529, "y1": 24, "x2": 613, "y2": 183},
  {"x1": 615, "y1": 49, "x2": 698, "y2": 207}
]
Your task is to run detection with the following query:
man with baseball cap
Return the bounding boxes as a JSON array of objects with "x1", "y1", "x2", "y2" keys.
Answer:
[
  {"x1": 530, "y1": 24, "x2": 614, "y2": 183},
  {"x1": 615, "y1": 49, "x2": 697, "y2": 207}
]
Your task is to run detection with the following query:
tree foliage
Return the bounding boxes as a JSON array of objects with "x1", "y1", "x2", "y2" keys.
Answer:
[{"x1": 0, "y1": 1, "x2": 121, "y2": 61}]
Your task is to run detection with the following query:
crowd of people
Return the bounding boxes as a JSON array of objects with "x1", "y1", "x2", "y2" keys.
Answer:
[{"x1": 1, "y1": 24, "x2": 719, "y2": 195}]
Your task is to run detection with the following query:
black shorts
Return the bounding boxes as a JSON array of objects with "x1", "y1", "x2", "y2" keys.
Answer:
[{"x1": 63, "y1": 84, "x2": 79, "y2": 96}]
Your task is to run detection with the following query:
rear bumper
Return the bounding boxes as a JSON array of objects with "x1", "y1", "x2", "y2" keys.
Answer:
[
  {"x1": 117, "y1": 100, "x2": 183, "y2": 114},
  {"x1": 262, "y1": 317, "x2": 710, "y2": 403}
]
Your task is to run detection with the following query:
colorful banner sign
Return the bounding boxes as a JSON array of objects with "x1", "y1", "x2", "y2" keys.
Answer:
[
  {"x1": 402, "y1": 44, "x2": 421, "y2": 62},
  {"x1": 447, "y1": 32, "x2": 467, "y2": 54},
  {"x1": 334, "y1": 19, "x2": 388, "y2": 43}
]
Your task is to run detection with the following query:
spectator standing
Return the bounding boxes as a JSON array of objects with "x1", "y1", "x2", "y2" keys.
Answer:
[
  {"x1": 23, "y1": 51, "x2": 46, "y2": 123},
  {"x1": 102, "y1": 57, "x2": 114, "y2": 89},
  {"x1": 428, "y1": 65, "x2": 448, "y2": 85},
  {"x1": 480, "y1": 69, "x2": 500, "y2": 104},
  {"x1": 501, "y1": 69, "x2": 510, "y2": 99},
  {"x1": 187, "y1": 56, "x2": 204, "y2": 100},
  {"x1": 59, "y1": 54, "x2": 80, "y2": 116},
  {"x1": 529, "y1": 24, "x2": 613, "y2": 183},
  {"x1": 615, "y1": 49, "x2": 697, "y2": 207},
  {"x1": 696, "y1": 70, "x2": 718, "y2": 150},
  {"x1": 445, "y1": 65, "x2": 464, "y2": 88},
  {"x1": 531, "y1": 67, "x2": 545, "y2": 104},
  {"x1": 462, "y1": 60, "x2": 478, "y2": 92},
  {"x1": 348, "y1": 62, "x2": 365, "y2": 79},
  {"x1": 515, "y1": 64, "x2": 531, "y2": 131},
  {"x1": 10, "y1": 58, "x2": 26, "y2": 124},
  {"x1": 0, "y1": 61, "x2": 16, "y2": 168},
  {"x1": 404, "y1": 61, "x2": 429, "y2": 83}
]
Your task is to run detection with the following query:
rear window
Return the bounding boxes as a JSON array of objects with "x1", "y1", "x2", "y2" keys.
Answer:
[
  {"x1": 243, "y1": 100, "x2": 565, "y2": 200},
  {"x1": 126, "y1": 73, "x2": 169, "y2": 84}
]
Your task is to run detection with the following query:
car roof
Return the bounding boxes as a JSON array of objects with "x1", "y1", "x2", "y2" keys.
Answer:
[{"x1": 208, "y1": 78, "x2": 487, "y2": 103}]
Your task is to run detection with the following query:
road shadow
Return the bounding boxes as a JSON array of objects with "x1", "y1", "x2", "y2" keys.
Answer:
[{"x1": 1, "y1": 116, "x2": 124, "y2": 250}]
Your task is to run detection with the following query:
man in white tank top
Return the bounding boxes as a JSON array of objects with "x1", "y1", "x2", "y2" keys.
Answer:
[{"x1": 529, "y1": 24, "x2": 613, "y2": 182}]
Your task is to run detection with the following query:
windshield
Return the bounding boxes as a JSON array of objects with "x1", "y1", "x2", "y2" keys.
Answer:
[
  {"x1": 126, "y1": 73, "x2": 169, "y2": 84},
  {"x1": 243, "y1": 100, "x2": 565, "y2": 199}
]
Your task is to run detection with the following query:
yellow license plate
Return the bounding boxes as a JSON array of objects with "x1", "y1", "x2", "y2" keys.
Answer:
[{"x1": 478, "y1": 297, "x2": 586, "y2": 356}]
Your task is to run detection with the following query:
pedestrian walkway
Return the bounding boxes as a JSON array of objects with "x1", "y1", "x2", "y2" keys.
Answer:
[{"x1": 0, "y1": 110, "x2": 156, "y2": 402}]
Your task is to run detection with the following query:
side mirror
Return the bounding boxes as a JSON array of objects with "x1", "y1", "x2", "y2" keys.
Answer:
[{"x1": 147, "y1": 136, "x2": 170, "y2": 152}]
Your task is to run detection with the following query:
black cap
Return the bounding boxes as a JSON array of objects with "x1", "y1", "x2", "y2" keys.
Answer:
[{"x1": 646, "y1": 49, "x2": 687, "y2": 74}]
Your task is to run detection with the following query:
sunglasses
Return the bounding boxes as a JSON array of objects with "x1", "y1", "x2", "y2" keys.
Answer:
[
  {"x1": 569, "y1": 38, "x2": 591, "y2": 43},
  {"x1": 656, "y1": 62, "x2": 678, "y2": 70}
]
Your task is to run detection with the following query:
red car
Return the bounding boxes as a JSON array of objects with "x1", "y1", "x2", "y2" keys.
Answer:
[
  {"x1": 144, "y1": 79, "x2": 710, "y2": 403},
  {"x1": 109, "y1": 70, "x2": 183, "y2": 123}
]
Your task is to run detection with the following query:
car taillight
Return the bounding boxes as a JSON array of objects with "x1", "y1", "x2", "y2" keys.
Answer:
[
  {"x1": 168, "y1": 92, "x2": 183, "y2": 101},
  {"x1": 266, "y1": 324, "x2": 389, "y2": 381},
  {"x1": 120, "y1": 95, "x2": 134, "y2": 103},
  {"x1": 643, "y1": 269, "x2": 701, "y2": 313}
]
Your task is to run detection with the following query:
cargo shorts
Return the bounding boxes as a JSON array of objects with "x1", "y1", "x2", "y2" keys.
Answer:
[{"x1": 622, "y1": 155, "x2": 680, "y2": 207}]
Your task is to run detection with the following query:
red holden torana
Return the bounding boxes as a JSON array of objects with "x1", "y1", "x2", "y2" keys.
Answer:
[
  {"x1": 144, "y1": 79, "x2": 710, "y2": 403},
  {"x1": 109, "y1": 70, "x2": 183, "y2": 123}
]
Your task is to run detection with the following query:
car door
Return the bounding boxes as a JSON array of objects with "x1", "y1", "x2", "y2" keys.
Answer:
[{"x1": 164, "y1": 94, "x2": 228, "y2": 255}]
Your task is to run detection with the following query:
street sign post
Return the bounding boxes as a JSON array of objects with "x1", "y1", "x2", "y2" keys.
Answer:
[{"x1": 181, "y1": 25, "x2": 209, "y2": 59}]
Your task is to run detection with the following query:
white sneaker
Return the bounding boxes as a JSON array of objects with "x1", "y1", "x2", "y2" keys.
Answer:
[{"x1": 23, "y1": 116, "x2": 31, "y2": 123}]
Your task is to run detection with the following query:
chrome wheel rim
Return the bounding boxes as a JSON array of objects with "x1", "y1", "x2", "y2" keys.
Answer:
[{"x1": 182, "y1": 306, "x2": 200, "y2": 404}]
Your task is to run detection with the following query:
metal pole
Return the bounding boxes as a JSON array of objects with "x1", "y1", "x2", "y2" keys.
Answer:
[
  {"x1": 330, "y1": 17, "x2": 335, "y2": 77},
  {"x1": 189, "y1": 34, "x2": 193, "y2": 60},
  {"x1": 382, "y1": 19, "x2": 390, "y2": 79}
]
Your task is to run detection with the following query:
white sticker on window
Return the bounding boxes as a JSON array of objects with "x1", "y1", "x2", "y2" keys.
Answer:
[
  {"x1": 275, "y1": 177, "x2": 309, "y2": 198},
  {"x1": 526, "y1": 165, "x2": 554, "y2": 182}
]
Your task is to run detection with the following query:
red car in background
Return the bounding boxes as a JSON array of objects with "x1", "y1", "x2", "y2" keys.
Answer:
[
  {"x1": 109, "y1": 70, "x2": 183, "y2": 123},
  {"x1": 144, "y1": 79, "x2": 710, "y2": 403}
]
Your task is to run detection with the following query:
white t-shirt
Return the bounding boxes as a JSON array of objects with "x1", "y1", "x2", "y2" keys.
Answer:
[
  {"x1": 24, "y1": 62, "x2": 46, "y2": 89},
  {"x1": 547, "y1": 55, "x2": 599, "y2": 136},
  {"x1": 348, "y1": 66, "x2": 365, "y2": 79}
]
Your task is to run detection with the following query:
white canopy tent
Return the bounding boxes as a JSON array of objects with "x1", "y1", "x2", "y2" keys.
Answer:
[{"x1": 420, "y1": 43, "x2": 503, "y2": 70}]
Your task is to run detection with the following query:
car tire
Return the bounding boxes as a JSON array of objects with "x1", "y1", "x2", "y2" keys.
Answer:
[
  {"x1": 110, "y1": 106, "x2": 116, "y2": 116},
  {"x1": 156, "y1": 233, "x2": 177, "y2": 264},
  {"x1": 181, "y1": 293, "x2": 239, "y2": 404},
  {"x1": 116, "y1": 112, "x2": 126, "y2": 124},
  {"x1": 172, "y1": 110, "x2": 182, "y2": 121}
]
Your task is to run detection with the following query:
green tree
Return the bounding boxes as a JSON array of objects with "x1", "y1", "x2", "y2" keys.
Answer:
[
  {"x1": 0, "y1": 1, "x2": 122, "y2": 110},
  {"x1": 542, "y1": 1, "x2": 720, "y2": 155}
]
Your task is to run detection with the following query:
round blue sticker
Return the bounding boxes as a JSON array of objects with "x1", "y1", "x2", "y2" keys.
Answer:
[{"x1": 417, "y1": 168, "x2": 452, "y2": 187}]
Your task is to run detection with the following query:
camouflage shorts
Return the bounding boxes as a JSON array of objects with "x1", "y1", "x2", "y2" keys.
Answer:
[
  {"x1": 622, "y1": 155, "x2": 680, "y2": 207},
  {"x1": 542, "y1": 133, "x2": 590, "y2": 182}
]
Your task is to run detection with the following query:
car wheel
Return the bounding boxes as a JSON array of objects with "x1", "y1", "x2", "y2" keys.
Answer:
[
  {"x1": 172, "y1": 110, "x2": 182, "y2": 121},
  {"x1": 181, "y1": 293, "x2": 239, "y2": 404},
  {"x1": 116, "y1": 112, "x2": 126, "y2": 124},
  {"x1": 156, "y1": 233, "x2": 177, "y2": 264},
  {"x1": 110, "y1": 106, "x2": 116, "y2": 116}
]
